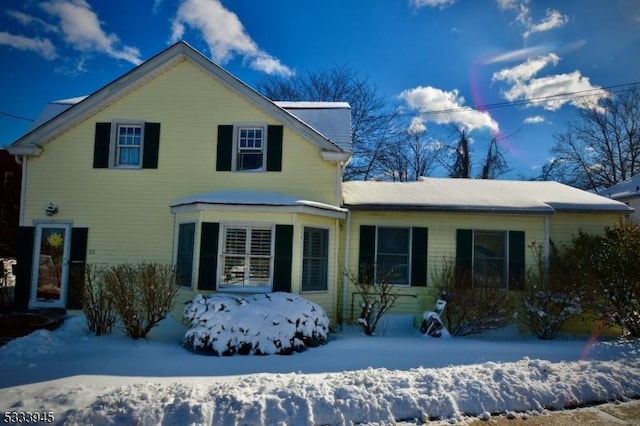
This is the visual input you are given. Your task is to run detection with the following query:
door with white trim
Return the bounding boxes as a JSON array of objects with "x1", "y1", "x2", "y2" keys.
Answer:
[{"x1": 29, "y1": 223, "x2": 71, "y2": 309}]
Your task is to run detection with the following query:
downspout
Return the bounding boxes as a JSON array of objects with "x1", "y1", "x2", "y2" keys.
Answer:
[
  {"x1": 543, "y1": 216, "x2": 550, "y2": 286},
  {"x1": 17, "y1": 155, "x2": 27, "y2": 226},
  {"x1": 341, "y1": 208, "x2": 351, "y2": 329}
]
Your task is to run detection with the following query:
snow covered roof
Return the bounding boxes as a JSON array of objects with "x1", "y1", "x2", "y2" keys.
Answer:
[
  {"x1": 170, "y1": 190, "x2": 347, "y2": 217},
  {"x1": 342, "y1": 178, "x2": 633, "y2": 214},
  {"x1": 275, "y1": 102, "x2": 352, "y2": 152},
  {"x1": 27, "y1": 96, "x2": 87, "y2": 131},
  {"x1": 604, "y1": 175, "x2": 640, "y2": 201}
]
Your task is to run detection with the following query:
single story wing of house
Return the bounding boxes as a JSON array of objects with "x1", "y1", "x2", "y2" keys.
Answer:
[
  {"x1": 604, "y1": 175, "x2": 640, "y2": 223},
  {"x1": 6, "y1": 41, "x2": 633, "y2": 327}
]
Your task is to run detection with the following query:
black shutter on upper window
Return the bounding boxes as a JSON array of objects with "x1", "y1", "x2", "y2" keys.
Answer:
[
  {"x1": 142, "y1": 122, "x2": 160, "y2": 169},
  {"x1": 411, "y1": 227, "x2": 428, "y2": 287},
  {"x1": 358, "y1": 225, "x2": 376, "y2": 284},
  {"x1": 93, "y1": 122, "x2": 111, "y2": 168},
  {"x1": 455, "y1": 229, "x2": 473, "y2": 288},
  {"x1": 508, "y1": 231, "x2": 525, "y2": 290},
  {"x1": 198, "y1": 222, "x2": 219, "y2": 290},
  {"x1": 67, "y1": 228, "x2": 89, "y2": 310},
  {"x1": 216, "y1": 125, "x2": 233, "y2": 171},
  {"x1": 266, "y1": 125, "x2": 283, "y2": 172},
  {"x1": 272, "y1": 224, "x2": 293, "y2": 293},
  {"x1": 15, "y1": 226, "x2": 35, "y2": 310}
]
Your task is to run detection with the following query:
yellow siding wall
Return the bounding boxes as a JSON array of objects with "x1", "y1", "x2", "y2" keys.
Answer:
[
  {"x1": 341, "y1": 210, "x2": 625, "y2": 327},
  {"x1": 342, "y1": 211, "x2": 548, "y2": 325},
  {"x1": 23, "y1": 59, "x2": 340, "y2": 267}
]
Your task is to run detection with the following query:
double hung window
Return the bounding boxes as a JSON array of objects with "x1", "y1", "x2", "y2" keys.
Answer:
[
  {"x1": 220, "y1": 225, "x2": 273, "y2": 289},
  {"x1": 302, "y1": 227, "x2": 329, "y2": 291},
  {"x1": 115, "y1": 124, "x2": 143, "y2": 167},
  {"x1": 236, "y1": 127, "x2": 264, "y2": 171}
]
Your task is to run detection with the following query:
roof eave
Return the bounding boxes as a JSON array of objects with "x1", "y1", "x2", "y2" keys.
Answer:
[
  {"x1": 6, "y1": 144, "x2": 42, "y2": 156},
  {"x1": 342, "y1": 204, "x2": 554, "y2": 214}
]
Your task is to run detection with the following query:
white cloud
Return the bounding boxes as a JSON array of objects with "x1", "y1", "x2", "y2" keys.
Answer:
[
  {"x1": 523, "y1": 9, "x2": 569, "y2": 38},
  {"x1": 496, "y1": 1, "x2": 568, "y2": 39},
  {"x1": 0, "y1": 31, "x2": 57, "y2": 59},
  {"x1": 492, "y1": 54, "x2": 609, "y2": 111},
  {"x1": 410, "y1": 0, "x2": 457, "y2": 8},
  {"x1": 41, "y1": 0, "x2": 142, "y2": 65},
  {"x1": 171, "y1": 0, "x2": 293, "y2": 76},
  {"x1": 398, "y1": 86, "x2": 499, "y2": 133},
  {"x1": 524, "y1": 115, "x2": 544, "y2": 124},
  {"x1": 492, "y1": 53, "x2": 559, "y2": 83},
  {"x1": 6, "y1": 10, "x2": 60, "y2": 34}
]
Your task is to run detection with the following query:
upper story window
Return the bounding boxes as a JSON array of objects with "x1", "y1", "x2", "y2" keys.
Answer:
[
  {"x1": 236, "y1": 126, "x2": 264, "y2": 171},
  {"x1": 115, "y1": 124, "x2": 143, "y2": 167},
  {"x1": 216, "y1": 124, "x2": 283, "y2": 172},
  {"x1": 93, "y1": 121, "x2": 161, "y2": 170}
]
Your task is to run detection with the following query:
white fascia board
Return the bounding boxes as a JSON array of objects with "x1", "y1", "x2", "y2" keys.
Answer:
[
  {"x1": 170, "y1": 202, "x2": 347, "y2": 219},
  {"x1": 321, "y1": 150, "x2": 351, "y2": 162},
  {"x1": 6, "y1": 145, "x2": 43, "y2": 156}
]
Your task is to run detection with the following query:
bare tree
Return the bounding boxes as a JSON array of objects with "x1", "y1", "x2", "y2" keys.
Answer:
[
  {"x1": 448, "y1": 129, "x2": 471, "y2": 178},
  {"x1": 544, "y1": 84, "x2": 640, "y2": 191},
  {"x1": 479, "y1": 137, "x2": 510, "y2": 179},
  {"x1": 379, "y1": 126, "x2": 443, "y2": 181},
  {"x1": 257, "y1": 65, "x2": 397, "y2": 181}
]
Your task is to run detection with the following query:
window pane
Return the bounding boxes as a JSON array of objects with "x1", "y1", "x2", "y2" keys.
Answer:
[
  {"x1": 225, "y1": 228, "x2": 246, "y2": 254},
  {"x1": 118, "y1": 147, "x2": 140, "y2": 165},
  {"x1": 250, "y1": 229, "x2": 272, "y2": 255},
  {"x1": 378, "y1": 227, "x2": 409, "y2": 254},
  {"x1": 473, "y1": 230, "x2": 506, "y2": 289},
  {"x1": 302, "y1": 228, "x2": 328, "y2": 291},
  {"x1": 376, "y1": 227, "x2": 409, "y2": 284}
]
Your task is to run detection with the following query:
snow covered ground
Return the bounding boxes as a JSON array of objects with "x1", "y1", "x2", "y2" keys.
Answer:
[{"x1": 1, "y1": 313, "x2": 639, "y2": 425}]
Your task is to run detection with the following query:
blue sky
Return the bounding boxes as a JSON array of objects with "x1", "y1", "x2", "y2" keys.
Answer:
[{"x1": 1, "y1": 0, "x2": 639, "y2": 178}]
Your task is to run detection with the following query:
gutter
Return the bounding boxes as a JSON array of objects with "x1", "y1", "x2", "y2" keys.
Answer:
[
  {"x1": 18, "y1": 155, "x2": 27, "y2": 226},
  {"x1": 341, "y1": 209, "x2": 351, "y2": 329}
]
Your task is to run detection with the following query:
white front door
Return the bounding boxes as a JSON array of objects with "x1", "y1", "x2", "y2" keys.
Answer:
[{"x1": 29, "y1": 223, "x2": 72, "y2": 309}]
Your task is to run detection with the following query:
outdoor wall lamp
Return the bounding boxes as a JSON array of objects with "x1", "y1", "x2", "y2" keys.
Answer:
[{"x1": 45, "y1": 203, "x2": 59, "y2": 216}]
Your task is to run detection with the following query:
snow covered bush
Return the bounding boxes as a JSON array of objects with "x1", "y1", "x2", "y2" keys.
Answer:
[
  {"x1": 103, "y1": 263, "x2": 179, "y2": 339},
  {"x1": 345, "y1": 264, "x2": 400, "y2": 336},
  {"x1": 431, "y1": 257, "x2": 512, "y2": 336},
  {"x1": 182, "y1": 292, "x2": 329, "y2": 355},
  {"x1": 520, "y1": 243, "x2": 584, "y2": 340}
]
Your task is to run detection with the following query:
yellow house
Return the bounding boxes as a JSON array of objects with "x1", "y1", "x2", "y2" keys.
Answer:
[
  {"x1": 8, "y1": 42, "x2": 633, "y2": 330},
  {"x1": 8, "y1": 42, "x2": 350, "y2": 323}
]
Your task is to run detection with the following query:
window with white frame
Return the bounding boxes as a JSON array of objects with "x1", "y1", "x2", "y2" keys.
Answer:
[
  {"x1": 302, "y1": 227, "x2": 329, "y2": 291},
  {"x1": 219, "y1": 224, "x2": 273, "y2": 289},
  {"x1": 376, "y1": 227, "x2": 410, "y2": 285},
  {"x1": 114, "y1": 123, "x2": 143, "y2": 167},
  {"x1": 236, "y1": 126, "x2": 265, "y2": 171},
  {"x1": 473, "y1": 230, "x2": 507, "y2": 289}
]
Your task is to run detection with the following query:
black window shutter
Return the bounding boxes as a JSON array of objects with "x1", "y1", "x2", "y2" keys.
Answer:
[
  {"x1": 266, "y1": 125, "x2": 283, "y2": 172},
  {"x1": 67, "y1": 228, "x2": 89, "y2": 310},
  {"x1": 508, "y1": 230, "x2": 526, "y2": 290},
  {"x1": 358, "y1": 225, "x2": 376, "y2": 284},
  {"x1": 15, "y1": 226, "x2": 35, "y2": 310},
  {"x1": 272, "y1": 224, "x2": 293, "y2": 292},
  {"x1": 216, "y1": 125, "x2": 234, "y2": 171},
  {"x1": 411, "y1": 227, "x2": 428, "y2": 287},
  {"x1": 197, "y1": 222, "x2": 219, "y2": 290},
  {"x1": 93, "y1": 122, "x2": 111, "y2": 168},
  {"x1": 176, "y1": 223, "x2": 196, "y2": 287},
  {"x1": 455, "y1": 229, "x2": 473, "y2": 288},
  {"x1": 142, "y1": 122, "x2": 161, "y2": 169}
]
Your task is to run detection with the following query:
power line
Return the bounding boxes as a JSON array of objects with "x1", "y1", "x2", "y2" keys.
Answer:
[
  {"x1": 411, "y1": 81, "x2": 640, "y2": 117},
  {"x1": 0, "y1": 111, "x2": 34, "y2": 122}
]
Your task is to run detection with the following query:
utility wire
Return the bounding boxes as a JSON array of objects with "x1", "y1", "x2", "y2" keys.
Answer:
[
  {"x1": 0, "y1": 111, "x2": 34, "y2": 122},
  {"x1": 411, "y1": 81, "x2": 640, "y2": 117}
]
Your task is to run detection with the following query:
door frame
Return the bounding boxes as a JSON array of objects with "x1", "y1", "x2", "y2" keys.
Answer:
[{"x1": 29, "y1": 222, "x2": 72, "y2": 309}]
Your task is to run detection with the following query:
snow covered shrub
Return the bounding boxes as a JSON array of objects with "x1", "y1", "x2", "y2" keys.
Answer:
[
  {"x1": 345, "y1": 264, "x2": 401, "y2": 336},
  {"x1": 81, "y1": 264, "x2": 116, "y2": 336},
  {"x1": 568, "y1": 224, "x2": 640, "y2": 336},
  {"x1": 520, "y1": 243, "x2": 584, "y2": 340},
  {"x1": 104, "y1": 263, "x2": 179, "y2": 339},
  {"x1": 431, "y1": 257, "x2": 512, "y2": 336},
  {"x1": 182, "y1": 292, "x2": 329, "y2": 355}
]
